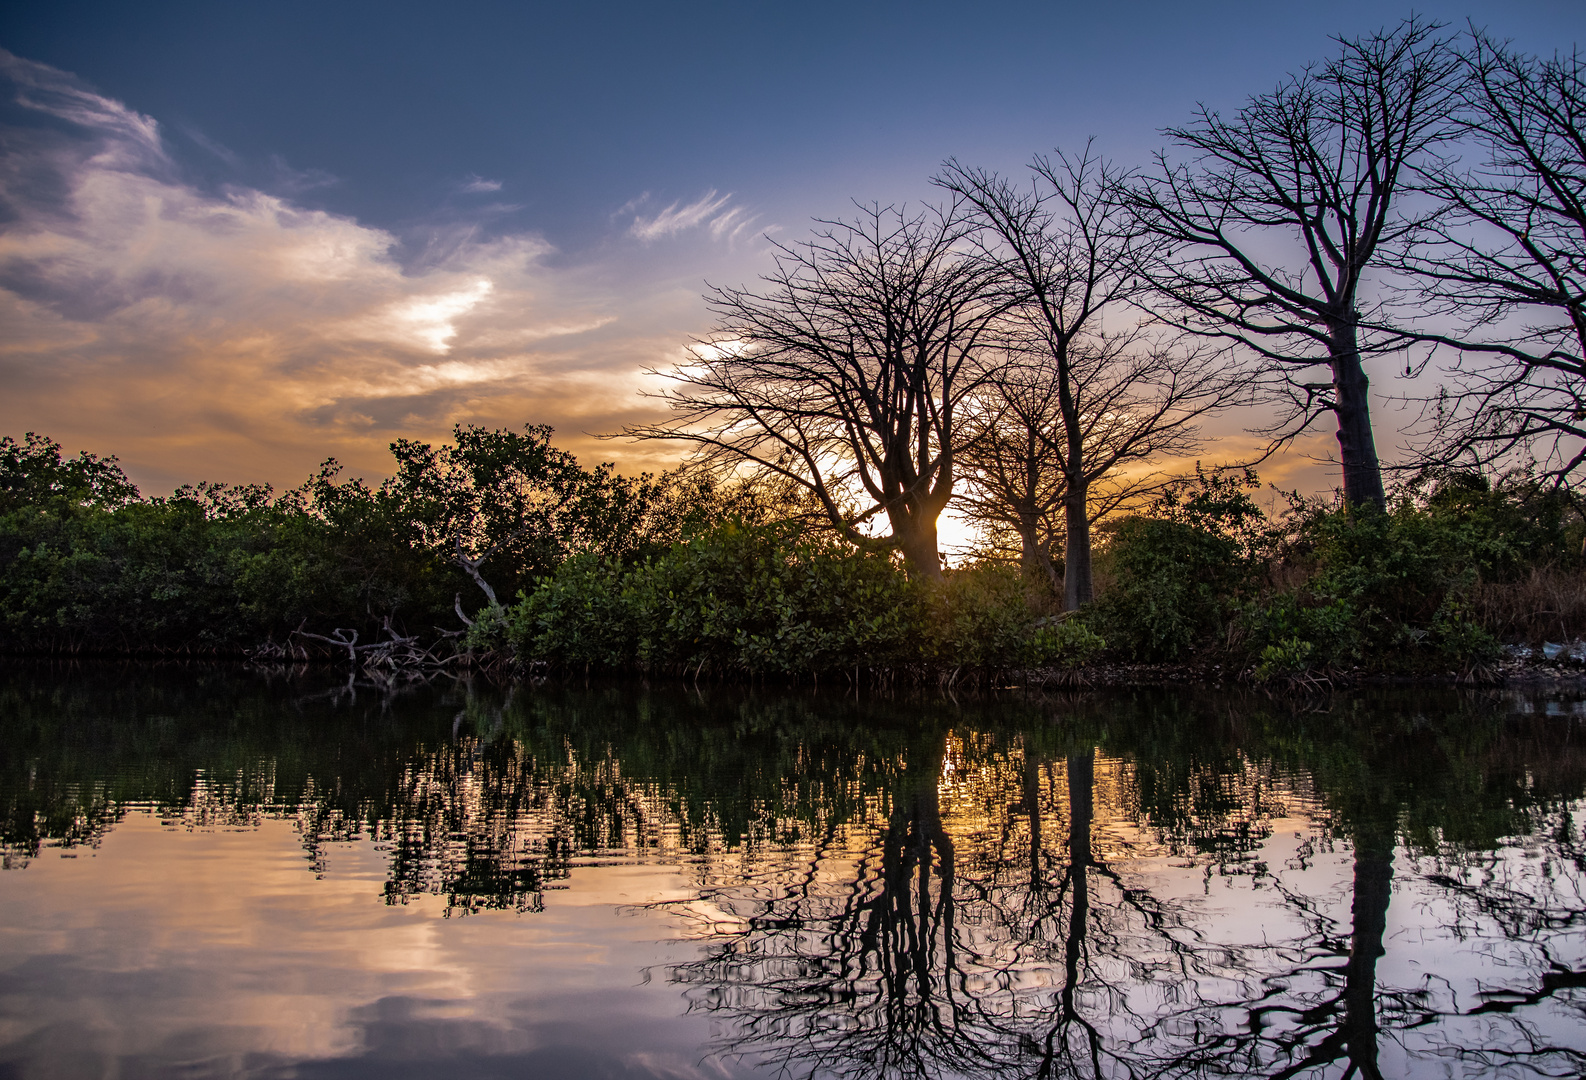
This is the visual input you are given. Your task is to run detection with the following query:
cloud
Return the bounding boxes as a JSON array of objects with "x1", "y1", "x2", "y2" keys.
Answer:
[
  {"x1": 0, "y1": 49, "x2": 164, "y2": 174},
  {"x1": 180, "y1": 125, "x2": 240, "y2": 167},
  {"x1": 266, "y1": 153, "x2": 340, "y2": 195},
  {"x1": 459, "y1": 175, "x2": 503, "y2": 193},
  {"x1": 0, "y1": 52, "x2": 719, "y2": 490},
  {"x1": 628, "y1": 189, "x2": 756, "y2": 243}
]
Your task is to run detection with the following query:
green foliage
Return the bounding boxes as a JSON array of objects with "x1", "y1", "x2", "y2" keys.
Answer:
[
  {"x1": 504, "y1": 522, "x2": 1096, "y2": 678},
  {"x1": 1252, "y1": 637, "x2": 1314, "y2": 683},
  {"x1": 1087, "y1": 469, "x2": 1274, "y2": 663},
  {"x1": 1150, "y1": 465, "x2": 1278, "y2": 563},
  {"x1": 919, "y1": 565, "x2": 1102, "y2": 670},
  {"x1": 1029, "y1": 618, "x2": 1108, "y2": 669},
  {"x1": 0, "y1": 432, "x2": 140, "y2": 512},
  {"x1": 0, "y1": 429, "x2": 690, "y2": 655},
  {"x1": 1238, "y1": 476, "x2": 1562, "y2": 670},
  {"x1": 1088, "y1": 519, "x2": 1249, "y2": 662},
  {"x1": 0, "y1": 452, "x2": 452, "y2": 652},
  {"x1": 1084, "y1": 467, "x2": 1571, "y2": 671},
  {"x1": 1239, "y1": 594, "x2": 1363, "y2": 669},
  {"x1": 383, "y1": 424, "x2": 686, "y2": 602}
]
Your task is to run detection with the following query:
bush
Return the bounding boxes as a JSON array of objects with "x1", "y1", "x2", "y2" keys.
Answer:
[
  {"x1": 921, "y1": 565, "x2": 1104, "y2": 670},
  {"x1": 1239, "y1": 593, "x2": 1363, "y2": 669},
  {"x1": 1238, "y1": 485, "x2": 1548, "y2": 671},
  {"x1": 1088, "y1": 517, "x2": 1249, "y2": 662},
  {"x1": 503, "y1": 522, "x2": 1099, "y2": 679},
  {"x1": 1086, "y1": 469, "x2": 1274, "y2": 663}
]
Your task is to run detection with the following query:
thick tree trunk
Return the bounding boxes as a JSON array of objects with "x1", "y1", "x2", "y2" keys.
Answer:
[
  {"x1": 1062, "y1": 481, "x2": 1092, "y2": 610},
  {"x1": 894, "y1": 497, "x2": 938, "y2": 577},
  {"x1": 1330, "y1": 321, "x2": 1387, "y2": 512},
  {"x1": 891, "y1": 509, "x2": 943, "y2": 582},
  {"x1": 1018, "y1": 510, "x2": 1062, "y2": 594}
]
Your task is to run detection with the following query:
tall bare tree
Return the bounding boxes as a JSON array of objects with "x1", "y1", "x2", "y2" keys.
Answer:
[
  {"x1": 938, "y1": 150, "x2": 1248, "y2": 609},
  {"x1": 631, "y1": 204, "x2": 1005, "y2": 579},
  {"x1": 957, "y1": 340, "x2": 1236, "y2": 603},
  {"x1": 954, "y1": 354, "x2": 1072, "y2": 591},
  {"x1": 1127, "y1": 18, "x2": 1466, "y2": 511},
  {"x1": 1400, "y1": 32, "x2": 1586, "y2": 487}
]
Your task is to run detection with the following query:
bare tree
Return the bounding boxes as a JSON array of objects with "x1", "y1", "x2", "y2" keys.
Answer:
[
  {"x1": 958, "y1": 340, "x2": 1238, "y2": 604},
  {"x1": 954, "y1": 353, "x2": 1073, "y2": 591},
  {"x1": 631, "y1": 204, "x2": 1005, "y2": 579},
  {"x1": 1127, "y1": 18, "x2": 1466, "y2": 511},
  {"x1": 1400, "y1": 32, "x2": 1586, "y2": 487},
  {"x1": 938, "y1": 150, "x2": 1250, "y2": 609}
]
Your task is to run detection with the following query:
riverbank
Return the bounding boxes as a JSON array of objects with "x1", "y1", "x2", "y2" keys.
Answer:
[{"x1": 1023, "y1": 647, "x2": 1586, "y2": 691}]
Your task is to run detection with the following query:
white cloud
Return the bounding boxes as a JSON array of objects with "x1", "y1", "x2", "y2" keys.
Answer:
[
  {"x1": 459, "y1": 175, "x2": 503, "y2": 193},
  {"x1": 0, "y1": 49, "x2": 164, "y2": 173},
  {"x1": 367, "y1": 278, "x2": 495, "y2": 353},
  {"x1": 0, "y1": 52, "x2": 726, "y2": 488},
  {"x1": 629, "y1": 189, "x2": 747, "y2": 242}
]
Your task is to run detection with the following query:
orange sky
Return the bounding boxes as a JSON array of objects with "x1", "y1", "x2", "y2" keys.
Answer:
[{"x1": 0, "y1": 50, "x2": 1423, "y2": 508}]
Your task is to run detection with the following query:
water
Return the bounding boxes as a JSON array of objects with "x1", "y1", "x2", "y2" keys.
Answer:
[{"x1": 1, "y1": 666, "x2": 1583, "y2": 1079}]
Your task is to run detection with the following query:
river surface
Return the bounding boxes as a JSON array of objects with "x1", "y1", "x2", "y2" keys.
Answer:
[{"x1": 1, "y1": 664, "x2": 1583, "y2": 1079}]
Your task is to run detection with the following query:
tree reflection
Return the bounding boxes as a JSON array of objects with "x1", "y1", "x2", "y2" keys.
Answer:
[
  {"x1": 1109, "y1": 698, "x2": 1586, "y2": 1080},
  {"x1": 654, "y1": 734, "x2": 1214, "y2": 1079},
  {"x1": 652, "y1": 697, "x2": 1586, "y2": 1080},
  {"x1": 2, "y1": 668, "x2": 1583, "y2": 1076}
]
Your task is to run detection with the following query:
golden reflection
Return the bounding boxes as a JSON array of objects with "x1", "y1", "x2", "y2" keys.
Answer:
[{"x1": 5, "y1": 675, "x2": 1586, "y2": 1079}]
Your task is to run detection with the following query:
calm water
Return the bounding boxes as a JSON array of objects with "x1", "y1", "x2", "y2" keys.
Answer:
[{"x1": 1, "y1": 666, "x2": 1583, "y2": 1079}]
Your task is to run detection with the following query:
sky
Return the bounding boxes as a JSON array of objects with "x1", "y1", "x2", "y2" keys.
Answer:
[{"x1": 1, "y1": 0, "x2": 1583, "y2": 498}]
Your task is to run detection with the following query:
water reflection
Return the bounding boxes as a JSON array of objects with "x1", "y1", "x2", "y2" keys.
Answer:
[{"x1": 1, "y1": 666, "x2": 1583, "y2": 1078}]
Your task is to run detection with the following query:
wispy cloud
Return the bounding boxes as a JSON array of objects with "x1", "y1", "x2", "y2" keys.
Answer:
[
  {"x1": 0, "y1": 52, "x2": 719, "y2": 487},
  {"x1": 1, "y1": 48, "x2": 164, "y2": 174},
  {"x1": 629, "y1": 189, "x2": 755, "y2": 242},
  {"x1": 459, "y1": 175, "x2": 503, "y2": 193},
  {"x1": 267, "y1": 153, "x2": 339, "y2": 194},
  {"x1": 180, "y1": 125, "x2": 240, "y2": 166}
]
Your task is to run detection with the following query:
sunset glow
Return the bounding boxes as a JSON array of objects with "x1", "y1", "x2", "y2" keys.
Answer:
[{"x1": 3, "y1": 1, "x2": 1575, "y2": 495}]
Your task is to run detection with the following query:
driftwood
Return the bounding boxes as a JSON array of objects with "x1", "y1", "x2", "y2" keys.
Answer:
[{"x1": 253, "y1": 616, "x2": 467, "y2": 673}]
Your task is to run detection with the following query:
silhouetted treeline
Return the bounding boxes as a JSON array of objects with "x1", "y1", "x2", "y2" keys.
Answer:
[
  {"x1": 0, "y1": 427, "x2": 693, "y2": 656},
  {"x1": 0, "y1": 430, "x2": 1102, "y2": 679},
  {"x1": 5, "y1": 430, "x2": 1586, "y2": 679}
]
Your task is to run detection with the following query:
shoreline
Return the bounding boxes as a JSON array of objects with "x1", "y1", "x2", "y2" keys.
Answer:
[
  {"x1": 5, "y1": 651, "x2": 1586, "y2": 695},
  {"x1": 1036, "y1": 656, "x2": 1586, "y2": 691}
]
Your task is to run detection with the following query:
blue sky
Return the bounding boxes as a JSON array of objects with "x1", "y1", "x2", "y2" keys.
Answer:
[{"x1": 2, "y1": 1, "x2": 1583, "y2": 492}]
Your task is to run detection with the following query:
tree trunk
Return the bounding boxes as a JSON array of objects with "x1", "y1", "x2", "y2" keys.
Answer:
[
  {"x1": 1018, "y1": 509, "x2": 1061, "y2": 595},
  {"x1": 1331, "y1": 321, "x2": 1387, "y2": 512},
  {"x1": 1062, "y1": 481, "x2": 1092, "y2": 610},
  {"x1": 892, "y1": 509, "x2": 943, "y2": 582}
]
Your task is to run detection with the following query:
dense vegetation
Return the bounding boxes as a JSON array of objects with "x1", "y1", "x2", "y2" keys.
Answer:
[
  {"x1": 3, "y1": 428, "x2": 1582, "y2": 682},
  {"x1": 1089, "y1": 467, "x2": 1586, "y2": 677},
  {"x1": 0, "y1": 428, "x2": 688, "y2": 657},
  {"x1": 0, "y1": 430, "x2": 1102, "y2": 680}
]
